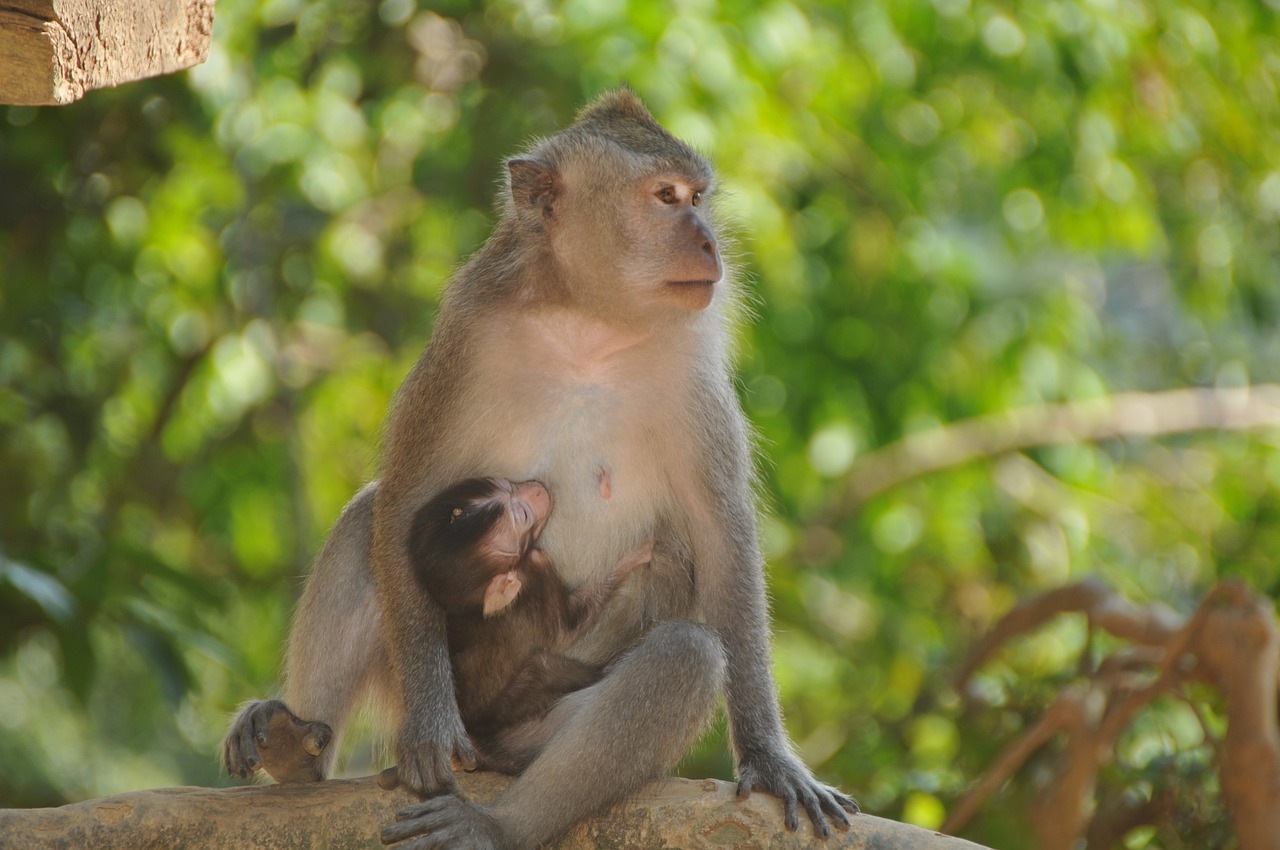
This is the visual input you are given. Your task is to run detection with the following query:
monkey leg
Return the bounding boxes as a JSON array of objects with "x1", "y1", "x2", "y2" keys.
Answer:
[
  {"x1": 382, "y1": 620, "x2": 726, "y2": 850},
  {"x1": 221, "y1": 699, "x2": 333, "y2": 783},
  {"x1": 283, "y1": 482, "x2": 392, "y2": 780}
]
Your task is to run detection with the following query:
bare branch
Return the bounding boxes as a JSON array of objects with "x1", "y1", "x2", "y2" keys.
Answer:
[
  {"x1": 954, "y1": 579, "x2": 1183, "y2": 694},
  {"x1": 841, "y1": 385, "x2": 1280, "y2": 510},
  {"x1": 1194, "y1": 583, "x2": 1280, "y2": 850},
  {"x1": 949, "y1": 580, "x2": 1280, "y2": 850},
  {"x1": 942, "y1": 689, "x2": 1086, "y2": 834}
]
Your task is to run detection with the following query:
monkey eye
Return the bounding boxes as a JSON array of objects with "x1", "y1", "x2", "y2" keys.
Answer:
[
  {"x1": 692, "y1": 190, "x2": 703, "y2": 207},
  {"x1": 655, "y1": 186, "x2": 678, "y2": 205},
  {"x1": 450, "y1": 507, "x2": 464, "y2": 523}
]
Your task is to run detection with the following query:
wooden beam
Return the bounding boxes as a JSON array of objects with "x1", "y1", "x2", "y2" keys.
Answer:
[{"x1": 0, "y1": 0, "x2": 214, "y2": 106}]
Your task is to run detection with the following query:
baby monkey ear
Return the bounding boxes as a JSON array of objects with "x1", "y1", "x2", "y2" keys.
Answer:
[
  {"x1": 508, "y1": 158, "x2": 561, "y2": 218},
  {"x1": 482, "y1": 570, "x2": 523, "y2": 617}
]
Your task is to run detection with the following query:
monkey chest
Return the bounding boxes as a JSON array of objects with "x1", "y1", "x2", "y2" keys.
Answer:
[
  {"x1": 454, "y1": 314, "x2": 698, "y2": 585},
  {"x1": 471, "y1": 388, "x2": 671, "y2": 576},
  {"x1": 515, "y1": 383, "x2": 662, "y2": 498}
]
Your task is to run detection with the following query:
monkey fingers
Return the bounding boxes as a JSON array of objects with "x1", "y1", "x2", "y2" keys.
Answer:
[
  {"x1": 393, "y1": 749, "x2": 461, "y2": 799},
  {"x1": 394, "y1": 717, "x2": 477, "y2": 797},
  {"x1": 735, "y1": 751, "x2": 858, "y2": 837},
  {"x1": 221, "y1": 706, "x2": 266, "y2": 780},
  {"x1": 381, "y1": 795, "x2": 510, "y2": 850},
  {"x1": 791, "y1": 781, "x2": 859, "y2": 838}
]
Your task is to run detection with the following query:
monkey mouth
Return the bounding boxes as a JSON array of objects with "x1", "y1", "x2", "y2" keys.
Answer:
[{"x1": 664, "y1": 279, "x2": 716, "y2": 310}]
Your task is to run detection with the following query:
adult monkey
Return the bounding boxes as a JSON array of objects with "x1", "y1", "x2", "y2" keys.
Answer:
[{"x1": 222, "y1": 88, "x2": 857, "y2": 849}]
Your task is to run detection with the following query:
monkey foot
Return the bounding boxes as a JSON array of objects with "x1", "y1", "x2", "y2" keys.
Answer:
[
  {"x1": 221, "y1": 698, "x2": 332, "y2": 783},
  {"x1": 382, "y1": 794, "x2": 512, "y2": 850}
]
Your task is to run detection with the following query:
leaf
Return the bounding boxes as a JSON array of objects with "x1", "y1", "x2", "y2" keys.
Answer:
[{"x1": 0, "y1": 555, "x2": 76, "y2": 623}]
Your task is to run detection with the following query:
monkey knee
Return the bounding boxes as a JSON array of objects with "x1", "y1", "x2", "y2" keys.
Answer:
[{"x1": 644, "y1": 620, "x2": 726, "y2": 692}]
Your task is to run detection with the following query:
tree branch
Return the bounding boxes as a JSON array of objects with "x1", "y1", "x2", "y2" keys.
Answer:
[
  {"x1": 1195, "y1": 582, "x2": 1280, "y2": 850},
  {"x1": 954, "y1": 578, "x2": 1183, "y2": 695},
  {"x1": 840, "y1": 385, "x2": 1280, "y2": 510},
  {"x1": 946, "y1": 579, "x2": 1280, "y2": 850},
  {"x1": 941, "y1": 690, "x2": 1085, "y2": 834},
  {"x1": 0, "y1": 773, "x2": 995, "y2": 850}
]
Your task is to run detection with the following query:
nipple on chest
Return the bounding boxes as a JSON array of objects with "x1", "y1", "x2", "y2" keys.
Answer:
[{"x1": 597, "y1": 466, "x2": 612, "y2": 501}]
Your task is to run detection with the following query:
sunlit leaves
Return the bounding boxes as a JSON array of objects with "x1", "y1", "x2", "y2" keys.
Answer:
[{"x1": 1, "y1": 0, "x2": 1278, "y2": 842}]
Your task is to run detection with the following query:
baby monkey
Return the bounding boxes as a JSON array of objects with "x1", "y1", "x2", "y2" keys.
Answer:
[{"x1": 409, "y1": 477, "x2": 651, "y2": 773}]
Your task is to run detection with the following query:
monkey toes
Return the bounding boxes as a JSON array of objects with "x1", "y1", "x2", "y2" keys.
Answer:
[
  {"x1": 221, "y1": 698, "x2": 332, "y2": 783},
  {"x1": 382, "y1": 795, "x2": 511, "y2": 850}
]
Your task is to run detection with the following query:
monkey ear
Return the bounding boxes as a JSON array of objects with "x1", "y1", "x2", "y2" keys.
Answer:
[
  {"x1": 508, "y1": 158, "x2": 560, "y2": 216},
  {"x1": 482, "y1": 570, "x2": 523, "y2": 617}
]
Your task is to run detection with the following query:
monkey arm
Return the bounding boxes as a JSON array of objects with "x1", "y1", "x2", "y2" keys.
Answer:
[
  {"x1": 695, "y1": 496, "x2": 858, "y2": 835},
  {"x1": 687, "y1": 395, "x2": 858, "y2": 836},
  {"x1": 560, "y1": 538, "x2": 653, "y2": 640},
  {"x1": 372, "y1": 357, "x2": 479, "y2": 796},
  {"x1": 371, "y1": 514, "x2": 476, "y2": 795},
  {"x1": 689, "y1": 490, "x2": 786, "y2": 756}
]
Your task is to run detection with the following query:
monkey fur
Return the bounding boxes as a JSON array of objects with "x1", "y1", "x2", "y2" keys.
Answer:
[
  {"x1": 223, "y1": 88, "x2": 857, "y2": 849},
  {"x1": 407, "y1": 476, "x2": 648, "y2": 772}
]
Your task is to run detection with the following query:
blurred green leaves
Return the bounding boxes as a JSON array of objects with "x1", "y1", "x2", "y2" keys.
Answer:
[{"x1": 2, "y1": 0, "x2": 1279, "y2": 844}]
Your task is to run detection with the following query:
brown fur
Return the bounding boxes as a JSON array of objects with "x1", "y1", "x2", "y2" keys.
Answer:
[
  {"x1": 406, "y1": 477, "x2": 646, "y2": 770},
  {"x1": 223, "y1": 89, "x2": 856, "y2": 849}
]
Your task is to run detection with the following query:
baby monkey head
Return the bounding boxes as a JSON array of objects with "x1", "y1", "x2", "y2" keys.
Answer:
[{"x1": 408, "y1": 478, "x2": 554, "y2": 617}]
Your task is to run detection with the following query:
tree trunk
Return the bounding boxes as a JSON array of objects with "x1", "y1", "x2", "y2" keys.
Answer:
[{"x1": 0, "y1": 773, "x2": 992, "y2": 850}]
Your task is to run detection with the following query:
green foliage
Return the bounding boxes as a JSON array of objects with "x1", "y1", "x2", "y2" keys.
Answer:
[{"x1": 2, "y1": 0, "x2": 1278, "y2": 845}]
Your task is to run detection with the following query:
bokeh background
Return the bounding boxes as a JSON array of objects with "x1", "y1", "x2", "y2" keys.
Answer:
[{"x1": 3, "y1": 1, "x2": 1279, "y2": 847}]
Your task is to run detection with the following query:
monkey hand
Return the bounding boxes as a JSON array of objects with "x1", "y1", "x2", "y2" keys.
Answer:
[
  {"x1": 381, "y1": 794, "x2": 512, "y2": 850},
  {"x1": 393, "y1": 714, "x2": 478, "y2": 798},
  {"x1": 735, "y1": 748, "x2": 859, "y2": 838}
]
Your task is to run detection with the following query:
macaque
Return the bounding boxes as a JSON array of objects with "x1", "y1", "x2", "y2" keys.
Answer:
[
  {"x1": 407, "y1": 476, "x2": 649, "y2": 770},
  {"x1": 224, "y1": 88, "x2": 857, "y2": 849}
]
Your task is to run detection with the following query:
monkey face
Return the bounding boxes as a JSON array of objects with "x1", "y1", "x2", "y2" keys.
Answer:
[
  {"x1": 569, "y1": 169, "x2": 723, "y2": 316},
  {"x1": 408, "y1": 478, "x2": 555, "y2": 616},
  {"x1": 507, "y1": 102, "x2": 724, "y2": 321},
  {"x1": 644, "y1": 176, "x2": 722, "y2": 311},
  {"x1": 471, "y1": 479, "x2": 553, "y2": 617},
  {"x1": 491, "y1": 479, "x2": 553, "y2": 559},
  {"x1": 431, "y1": 478, "x2": 552, "y2": 567}
]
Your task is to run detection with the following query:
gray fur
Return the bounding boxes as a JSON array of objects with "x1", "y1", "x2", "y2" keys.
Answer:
[{"x1": 222, "y1": 88, "x2": 856, "y2": 848}]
